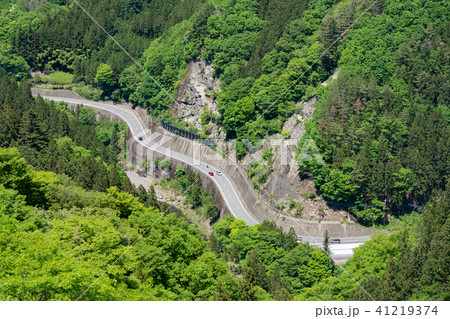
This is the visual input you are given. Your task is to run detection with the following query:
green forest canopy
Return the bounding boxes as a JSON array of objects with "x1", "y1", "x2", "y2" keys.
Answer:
[
  {"x1": 0, "y1": 0, "x2": 450, "y2": 229},
  {"x1": 1, "y1": 144, "x2": 448, "y2": 300},
  {"x1": 0, "y1": 0, "x2": 449, "y2": 298},
  {"x1": 2, "y1": 0, "x2": 448, "y2": 223}
]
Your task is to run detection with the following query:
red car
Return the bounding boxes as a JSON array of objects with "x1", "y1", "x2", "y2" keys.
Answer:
[{"x1": 208, "y1": 172, "x2": 214, "y2": 176}]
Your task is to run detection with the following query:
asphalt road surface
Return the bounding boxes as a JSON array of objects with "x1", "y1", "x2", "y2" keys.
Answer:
[
  {"x1": 299, "y1": 237, "x2": 371, "y2": 245},
  {"x1": 297, "y1": 238, "x2": 366, "y2": 260},
  {"x1": 328, "y1": 243, "x2": 363, "y2": 260}
]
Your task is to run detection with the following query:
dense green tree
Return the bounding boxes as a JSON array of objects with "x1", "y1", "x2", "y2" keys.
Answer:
[
  {"x1": 231, "y1": 242, "x2": 240, "y2": 264},
  {"x1": 323, "y1": 230, "x2": 330, "y2": 255},
  {"x1": 0, "y1": 148, "x2": 34, "y2": 202},
  {"x1": 1, "y1": 149, "x2": 275, "y2": 301},
  {"x1": 240, "y1": 268, "x2": 259, "y2": 301},
  {"x1": 19, "y1": 110, "x2": 50, "y2": 151},
  {"x1": 247, "y1": 250, "x2": 269, "y2": 291},
  {"x1": 352, "y1": 185, "x2": 449, "y2": 301},
  {"x1": 95, "y1": 63, "x2": 116, "y2": 94},
  {"x1": 0, "y1": 72, "x2": 132, "y2": 193},
  {"x1": 209, "y1": 233, "x2": 221, "y2": 256},
  {"x1": 0, "y1": 43, "x2": 29, "y2": 79}
]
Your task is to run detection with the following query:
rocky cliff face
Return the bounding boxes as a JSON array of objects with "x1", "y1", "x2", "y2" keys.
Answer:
[
  {"x1": 240, "y1": 100, "x2": 328, "y2": 220},
  {"x1": 174, "y1": 58, "x2": 224, "y2": 138},
  {"x1": 240, "y1": 69, "x2": 348, "y2": 222}
]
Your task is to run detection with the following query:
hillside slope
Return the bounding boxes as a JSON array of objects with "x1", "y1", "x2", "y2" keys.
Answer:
[{"x1": 2, "y1": 0, "x2": 448, "y2": 225}]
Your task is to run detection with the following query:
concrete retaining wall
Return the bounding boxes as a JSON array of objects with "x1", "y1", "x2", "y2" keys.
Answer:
[
  {"x1": 32, "y1": 88, "x2": 86, "y2": 100},
  {"x1": 127, "y1": 134, "x2": 230, "y2": 219}
]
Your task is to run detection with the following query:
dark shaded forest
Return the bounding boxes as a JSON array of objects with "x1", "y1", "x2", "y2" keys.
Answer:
[
  {"x1": 0, "y1": 70, "x2": 133, "y2": 193},
  {"x1": 299, "y1": 1, "x2": 449, "y2": 223},
  {"x1": 10, "y1": 0, "x2": 206, "y2": 81}
]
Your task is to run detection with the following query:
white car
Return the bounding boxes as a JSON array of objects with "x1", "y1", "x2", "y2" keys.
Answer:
[
  {"x1": 216, "y1": 170, "x2": 222, "y2": 176},
  {"x1": 329, "y1": 238, "x2": 341, "y2": 244}
]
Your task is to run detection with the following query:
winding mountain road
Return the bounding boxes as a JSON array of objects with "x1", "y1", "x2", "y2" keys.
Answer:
[
  {"x1": 33, "y1": 91, "x2": 373, "y2": 259},
  {"x1": 34, "y1": 95, "x2": 260, "y2": 226}
]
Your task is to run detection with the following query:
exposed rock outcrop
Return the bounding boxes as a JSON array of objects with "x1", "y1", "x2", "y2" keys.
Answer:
[
  {"x1": 321, "y1": 68, "x2": 340, "y2": 87},
  {"x1": 240, "y1": 68, "x2": 346, "y2": 222},
  {"x1": 174, "y1": 58, "x2": 224, "y2": 138}
]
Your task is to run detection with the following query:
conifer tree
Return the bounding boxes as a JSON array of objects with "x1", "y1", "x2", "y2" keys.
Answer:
[
  {"x1": 210, "y1": 233, "x2": 221, "y2": 257},
  {"x1": 323, "y1": 230, "x2": 330, "y2": 256},
  {"x1": 248, "y1": 250, "x2": 269, "y2": 291},
  {"x1": 231, "y1": 243, "x2": 240, "y2": 264},
  {"x1": 148, "y1": 185, "x2": 159, "y2": 209},
  {"x1": 137, "y1": 184, "x2": 149, "y2": 206},
  {"x1": 109, "y1": 166, "x2": 122, "y2": 189},
  {"x1": 240, "y1": 268, "x2": 258, "y2": 301}
]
